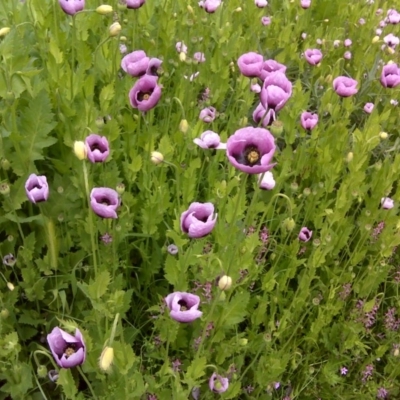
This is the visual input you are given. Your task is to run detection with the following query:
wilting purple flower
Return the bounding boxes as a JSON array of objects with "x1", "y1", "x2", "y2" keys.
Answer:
[
  {"x1": 255, "y1": 0, "x2": 268, "y2": 7},
  {"x1": 193, "y1": 52, "x2": 206, "y2": 63},
  {"x1": 58, "y1": 0, "x2": 85, "y2": 15},
  {"x1": 344, "y1": 38, "x2": 352, "y2": 47},
  {"x1": 48, "y1": 370, "x2": 59, "y2": 382},
  {"x1": 47, "y1": 327, "x2": 86, "y2": 368},
  {"x1": 253, "y1": 102, "x2": 275, "y2": 127},
  {"x1": 125, "y1": 0, "x2": 146, "y2": 9},
  {"x1": 381, "y1": 197, "x2": 394, "y2": 209},
  {"x1": 121, "y1": 51, "x2": 162, "y2": 78},
  {"x1": 261, "y1": 16, "x2": 271, "y2": 26},
  {"x1": 193, "y1": 131, "x2": 226, "y2": 149},
  {"x1": 165, "y1": 292, "x2": 202, "y2": 322},
  {"x1": 260, "y1": 72, "x2": 292, "y2": 111},
  {"x1": 226, "y1": 126, "x2": 276, "y2": 174},
  {"x1": 199, "y1": 106, "x2": 217, "y2": 123},
  {"x1": 25, "y1": 174, "x2": 49, "y2": 204},
  {"x1": 180, "y1": 202, "x2": 217, "y2": 238},
  {"x1": 364, "y1": 103, "x2": 374, "y2": 113},
  {"x1": 377, "y1": 388, "x2": 388, "y2": 399},
  {"x1": 384, "y1": 34, "x2": 399, "y2": 48},
  {"x1": 299, "y1": 227, "x2": 312, "y2": 242},
  {"x1": 90, "y1": 188, "x2": 120, "y2": 219},
  {"x1": 344, "y1": 51, "x2": 352, "y2": 60},
  {"x1": 129, "y1": 75, "x2": 161, "y2": 112},
  {"x1": 362, "y1": 364, "x2": 374, "y2": 383},
  {"x1": 300, "y1": 112, "x2": 318, "y2": 130},
  {"x1": 237, "y1": 52, "x2": 264, "y2": 78},
  {"x1": 198, "y1": 0, "x2": 221, "y2": 13},
  {"x1": 300, "y1": 0, "x2": 311, "y2": 9},
  {"x1": 304, "y1": 49, "x2": 322, "y2": 65},
  {"x1": 380, "y1": 63, "x2": 400, "y2": 88},
  {"x1": 85, "y1": 134, "x2": 109, "y2": 163},
  {"x1": 340, "y1": 367, "x2": 348, "y2": 375},
  {"x1": 175, "y1": 41, "x2": 187, "y2": 54},
  {"x1": 167, "y1": 244, "x2": 178, "y2": 255},
  {"x1": 259, "y1": 59, "x2": 287, "y2": 81},
  {"x1": 258, "y1": 171, "x2": 276, "y2": 190},
  {"x1": 209, "y1": 373, "x2": 229, "y2": 393},
  {"x1": 332, "y1": 76, "x2": 358, "y2": 97}
]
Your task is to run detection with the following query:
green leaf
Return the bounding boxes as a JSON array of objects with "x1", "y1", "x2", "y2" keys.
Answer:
[
  {"x1": 113, "y1": 341, "x2": 136, "y2": 375},
  {"x1": 220, "y1": 292, "x2": 250, "y2": 327},
  {"x1": 184, "y1": 356, "x2": 207, "y2": 387},
  {"x1": 87, "y1": 271, "x2": 110, "y2": 300},
  {"x1": 58, "y1": 368, "x2": 77, "y2": 400}
]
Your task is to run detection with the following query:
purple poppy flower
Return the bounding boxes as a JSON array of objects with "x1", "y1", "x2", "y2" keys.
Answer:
[
  {"x1": 90, "y1": 188, "x2": 120, "y2": 219},
  {"x1": 380, "y1": 63, "x2": 400, "y2": 88},
  {"x1": 304, "y1": 49, "x2": 322, "y2": 65},
  {"x1": 209, "y1": 373, "x2": 229, "y2": 393},
  {"x1": 258, "y1": 171, "x2": 276, "y2": 190},
  {"x1": 364, "y1": 103, "x2": 374, "y2": 113},
  {"x1": 85, "y1": 134, "x2": 109, "y2": 163},
  {"x1": 344, "y1": 51, "x2": 352, "y2": 60},
  {"x1": 58, "y1": 0, "x2": 85, "y2": 15},
  {"x1": 299, "y1": 227, "x2": 312, "y2": 242},
  {"x1": 198, "y1": 0, "x2": 221, "y2": 13},
  {"x1": 180, "y1": 202, "x2": 217, "y2": 238},
  {"x1": 261, "y1": 16, "x2": 271, "y2": 26},
  {"x1": 165, "y1": 292, "x2": 202, "y2": 322},
  {"x1": 253, "y1": 103, "x2": 275, "y2": 127},
  {"x1": 387, "y1": 9, "x2": 400, "y2": 24},
  {"x1": 255, "y1": 0, "x2": 268, "y2": 7},
  {"x1": 47, "y1": 327, "x2": 86, "y2": 368},
  {"x1": 260, "y1": 71, "x2": 292, "y2": 112},
  {"x1": 259, "y1": 59, "x2": 287, "y2": 81},
  {"x1": 193, "y1": 52, "x2": 206, "y2": 63},
  {"x1": 300, "y1": 112, "x2": 318, "y2": 130},
  {"x1": 381, "y1": 197, "x2": 394, "y2": 209},
  {"x1": 251, "y1": 82, "x2": 261, "y2": 93},
  {"x1": 344, "y1": 38, "x2": 352, "y2": 47},
  {"x1": 125, "y1": 0, "x2": 146, "y2": 9},
  {"x1": 300, "y1": 0, "x2": 311, "y2": 9},
  {"x1": 129, "y1": 75, "x2": 161, "y2": 112},
  {"x1": 121, "y1": 50, "x2": 148, "y2": 77},
  {"x1": 384, "y1": 34, "x2": 400, "y2": 49},
  {"x1": 226, "y1": 126, "x2": 276, "y2": 174},
  {"x1": 175, "y1": 41, "x2": 187, "y2": 54},
  {"x1": 193, "y1": 131, "x2": 226, "y2": 149},
  {"x1": 199, "y1": 106, "x2": 217, "y2": 123},
  {"x1": 25, "y1": 174, "x2": 49, "y2": 204},
  {"x1": 332, "y1": 76, "x2": 358, "y2": 97},
  {"x1": 237, "y1": 52, "x2": 264, "y2": 78}
]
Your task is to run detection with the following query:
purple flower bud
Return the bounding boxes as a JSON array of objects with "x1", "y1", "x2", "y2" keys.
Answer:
[
  {"x1": 261, "y1": 16, "x2": 271, "y2": 25},
  {"x1": 167, "y1": 244, "x2": 178, "y2": 255},
  {"x1": 258, "y1": 171, "x2": 276, "y2": 190},
  {"x1": 344, "y1": 38, "x2": 352, "y2": 47},
  {"x1": 253, "y1": 103, "x2": 275, "y2": 127},
  {"x1": 125, "y1": 0, "x2": 146, "y2": 9},
  {"x1": 199, "y1": 107, "x2": 217, "y2": 123},
  {"x1": 129, "y1": 75, "x2": 162, "y2": 112},
  {"x1": 47, "y1": 327, "x2": 86, "y2": 368},
  {"x1": 332, "y1": 76, "x2": 358, "y2": 97},
  {"x1": 381, "y1": 63, "x2": 400, "y2": 88},
  {"x1": 85, "y1": 134, "x2": 110, "y2": 163},
  {"x1": 25, "y1": 174, "x2": 49, "y2": 204},
  {"x1": 193, "y1": 52, "x2": 206, "y2": 63},
  {"x1": 304, "y1": 49, "x2": 323, "y2": 65},
  {"x1": 298, "y1": 227, "x2": 312, "y2": 242},
  {"x1": 381, "y1": 197, "x2": 394, "y2": 209},
  {"x1": 90, "y1": 188, "x2": 120, "y2": 219},
  {"x1": 175, "y1": 42, "x2": 187, "y2": 54},
  {"x1": 300, "y1": 112, "x2": 318, "y2": 130},
  {"x1": 344, "y1": 51, "x2": 352, "y2": 60},
  {"x1": 198, "y1": 0, "x2": 221, "y2": 13},
  {"x1": 364, "y1": 103, "x2": 374, "y2": 114},
  {"x1": 237, "y1": 52, "x2": 264, "y2": 78},
  {"x1": 209, "y1": 372, "x2": 229, "y2": 393},
  {"x1": 181, "y1": 202, "x2": 217, "y2": 238},
  {"x1": 260, "y1": 72, "x2": 292, "y2": 111},
  {"x1": 226, "y1": 126, "x2": 276, "y2": 174},
  {"x1": 300, "y1": 0, "x2": 311, "y2": 9},
  {"x1": 193, "y1": 130, "x2": 226, "y2": 149},
  {"x1": 255, "y1": 0, "x2": 268, "y2": 7},
  {"x1": 165, "y1": 292, "x2": 202, "y2": 322},
  {"x1": 58, "y1": 0, "x2": 85, "y2": 15}
]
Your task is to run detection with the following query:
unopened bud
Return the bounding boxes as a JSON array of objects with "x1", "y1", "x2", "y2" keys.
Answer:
[
  {"x1": 120, "y1": 36, "x2": 127, "y2": 42},
  {"x1": 372, "y1": 36, "x2": 379, "y2": 43},
  {"x1": 73, "y1": 141, "x2": 87, "y2": 160},
  {"x1": 387, "y1": 47, "x2": 395, "y2": 55},
  {"x1": 0, "y1": 183, "x2": 10, "y2": 196},
  {"x1": 7, "y1": 282, "x2": 14, "y2": 291},
  {"x1": 394, "y1": 348, "x2": 400, "y2": 357},
  {"x1": 179, "y1": 119, "x2": 189, "y2": 133},
  {"x1": 238, "y1": 338, "x2": 248, "y2": 346},
  {"x1": 151, "y1": 151, "x2": 164, "y2": 165},
  {"x1": 187, "y1": 5, "x2": 194, "y2": 14},
  {"x1": 0, "y1": 27, "x2": 10, "y2": 37},
  {"x1": 218, "y1": 275, "x2": 232, "y2": 290},
  {"x1": 0, "y1": 309, "x2": 9, "y2": 319},
  {"x1": 96, "y1": 5, "x2": 113, "y2": 15},
  {"x1": 238, "y1": 117, "x2": 248, "y2": 127},
  {"x1": 116, "y1": 183, "x2": 125, "y2": 195},
  {"x1": 37, "y1": 365, "x2": 48, "y2": 378},
  {"x1": 270, "y1": 120, "x2": 283, "y2": 136},
  {"x1": 99, "y1": 347, "x2": 114, "y2": 372},
  {"x1": 179, "y1": 51, "x2": 186, "y2": 62},
  {"x1": 379, "y1": 131, "x2": 388, "y2": 139},
  {"x1": 109, "y1": 22, "x2": 122, "y2": 37},
  {"x1": 282, "y1": 218, "x2": 295, "y2": 231},
  {"x1": 346, "y1": 152, "x2": 353, "y2": 162},
  {"x1": 235, "y1": 7, "x2": 242, "y2": 12},
  {"x1": 1, "y1": 158, "x2": 10, "y2": 170}
]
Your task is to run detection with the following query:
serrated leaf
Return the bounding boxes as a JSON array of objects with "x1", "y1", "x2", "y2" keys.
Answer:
[
  {"x1": 58, "y1": 368, "x2": 77, "y2": 399},
  {"x1": 220, "y1": 292, "x2": 250, "y2": 327},
  {"x1": 49, "y1": 38, "x2": 63, "y2": 64},
  {"x1": 100, "y1": 83, "x2": 115, "y2": 113},
  {"x1": 184, "y1": 356, "x2": 207, "y2": 387},
  {"x1": 113, "y1": 341, "x2": 136, "y2": 375},
  {"x1": 88, "y1": 270, "x2": 110, "y2": 300}
]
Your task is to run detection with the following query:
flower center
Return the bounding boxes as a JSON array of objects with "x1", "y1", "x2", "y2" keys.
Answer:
[
  {"x1": 178, "y1": 299, "x2": 188, "y2": 311},
  {"x1": 99, "y1": 197, "x2": 110, "y2": 206},
  {"x1": 138, "y1": 91, "x2": 151, "y2": 101},
  {"x1": 243, "y1": 146, "x2": 261, "y2": 166},
  {"x1": 64, "y1": 346, "x2": 76, "y2": 358}
]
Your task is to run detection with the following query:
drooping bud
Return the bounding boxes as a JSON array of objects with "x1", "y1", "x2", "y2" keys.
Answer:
[
  {"x1": 73, "y1": 141, "x2": 87, "y2": 160},
  {"x1": 109, "y1": 22, "x2": 122, "y2": 37},
  {"x1": 282, "y1": 218, "x2": 296, "y2": 232},
  {"x1": 1, "y1": 158, "x2": 10, "y2": 170},
  {"x1": 37, "y1": 365, "x2": 48, "y2": 378},
  {"x1": 179, "y1": 51, "x2": 186, "y2": 62},
  {"x1": 0, "y1": 27, "x2": 10, "y2": 37},
  {"x1": 151, "y1": 151, "x2": 164, "y2": 165},
  {"x1": 346, "y1": 152, "x2": 353, "y2": 163},
  {"x1": 7, "y1": 282, "x2": 14, "y2": 291},
  {"x1": 179, "y1": 119, "x2": 189, "y2": 133},
  {"x1": 99, "y1": 346, "x2": 114, "y2": 372},
  {"x1": 379, "y1": 131, "x2": 388, "y2": 139},
  {"x1": 96, "y1": 5, "x2": 113, "y2": 15},
  {"x1": 218, "y1": 275, "x2": 233, "y2": 290},
  {"x1": 372, "y1": 36, "x2": 380, "y2": 43}
]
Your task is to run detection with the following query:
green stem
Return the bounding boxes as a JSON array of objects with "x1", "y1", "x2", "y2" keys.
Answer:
[
  {"x1": 78, "y1": 366, "x2": 98, "y2": 400},
  {"x1": 70, "y1": 15, "x2": 76, "y2": 100}
]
